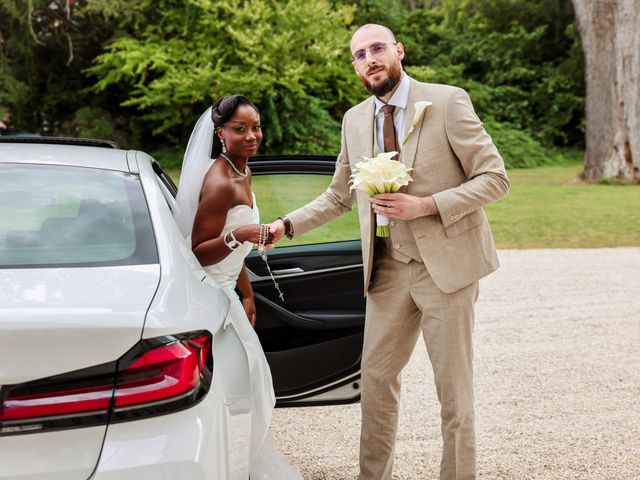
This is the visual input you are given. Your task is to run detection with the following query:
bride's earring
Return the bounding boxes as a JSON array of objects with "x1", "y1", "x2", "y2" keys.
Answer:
[{"x1": 221, "y1": 137, "x2": 227, "y2": 153}]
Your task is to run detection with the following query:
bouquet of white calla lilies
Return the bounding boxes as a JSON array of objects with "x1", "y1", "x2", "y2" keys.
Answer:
[
  {"x1": 402, "y1": 100, "x2": 432, "y2": 144},
  {"x1": 349, "y1": 151, "x2": 413, "y2": 237}
]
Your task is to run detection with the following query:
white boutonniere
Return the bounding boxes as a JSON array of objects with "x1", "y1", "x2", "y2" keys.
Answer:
[{"x1": 402, "y1": 101, "x2": 432, "y2": 144}]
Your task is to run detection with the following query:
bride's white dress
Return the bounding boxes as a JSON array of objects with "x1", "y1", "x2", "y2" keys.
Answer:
[{"x1": 202, "y1": 194, "x2": 302, "y2": 480}]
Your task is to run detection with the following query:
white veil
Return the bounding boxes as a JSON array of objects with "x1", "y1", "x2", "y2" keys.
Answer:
[{"x1": 174, "y1": 107, "x2": 215, "y2": 238}]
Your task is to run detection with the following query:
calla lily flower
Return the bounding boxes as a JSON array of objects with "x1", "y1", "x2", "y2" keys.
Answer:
[
  {"x1": 402, "y1": 100, "x2": 432, "y2": 144},
  {"x1": 349, "y1": 151, "x2": 414, "y2": 236}
]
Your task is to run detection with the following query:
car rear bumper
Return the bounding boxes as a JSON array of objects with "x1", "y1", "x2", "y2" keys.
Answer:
[
  {"x1": 92, "y1": 388, "x2": 251, "y2": 480},
  {"x1": 0, "y1": 426, "x2": 106, "y2": 480}
]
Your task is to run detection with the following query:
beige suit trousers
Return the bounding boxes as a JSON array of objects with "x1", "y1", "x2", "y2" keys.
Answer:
[{"x1": 359, "y1": 250, "x2": 479, "y2": 480}]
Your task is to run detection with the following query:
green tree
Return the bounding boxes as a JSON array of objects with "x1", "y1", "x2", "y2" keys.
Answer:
[
  {"x1": 87, "y1": 0, "x2": 361, "y2": 154},
  {"x1": 399, "y1": 0, "x2": 584, "y2": 147},
  {"x1": 2, "y1": 0, "x2": 587, "y2": 169},
  {"x1": 0, "y1": 0, "x2": 122, "y2": 137}
]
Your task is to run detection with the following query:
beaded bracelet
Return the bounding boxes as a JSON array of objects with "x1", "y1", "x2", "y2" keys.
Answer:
[{"x1": 256, "y1": 223, "x2": 284, "y2": 301}]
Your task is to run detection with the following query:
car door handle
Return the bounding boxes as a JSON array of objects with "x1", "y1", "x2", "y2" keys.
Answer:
[
  {"x1": 295, "y1": 310, "x2": 365, "y2": 329},
  {"x1": 272, "y1": 267, "x2": 304, "y2": 275},
  {"x1": 254, "y1": 292, "x2": 324, "y2": 330}
]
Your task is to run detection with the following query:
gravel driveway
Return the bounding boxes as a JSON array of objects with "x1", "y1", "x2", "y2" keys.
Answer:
[{"x1": 272, "y1": 248, "x2": 640, "y2": 479}]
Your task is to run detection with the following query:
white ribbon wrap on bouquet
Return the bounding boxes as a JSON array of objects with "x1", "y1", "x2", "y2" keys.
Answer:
[
  {"x1": 376, "y1": 213, "x2": 389, "y2": 228},
  {"x1": 375, "y1": 213, "x2": 391, "y2": 237}
]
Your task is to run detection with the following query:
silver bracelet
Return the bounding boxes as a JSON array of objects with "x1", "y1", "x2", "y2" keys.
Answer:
[{"x1": 224, "y1": 230, "x2": 242, "y2": 250}]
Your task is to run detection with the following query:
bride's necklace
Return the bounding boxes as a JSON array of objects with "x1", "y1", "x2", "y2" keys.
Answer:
[{"x1": 220, "y1": 153, "x2": 248, "y2": 177}]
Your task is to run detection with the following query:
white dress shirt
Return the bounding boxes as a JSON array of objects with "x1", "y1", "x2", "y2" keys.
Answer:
[{"x1": 373, "y1": 72, "x2": 410, "y2": 154}]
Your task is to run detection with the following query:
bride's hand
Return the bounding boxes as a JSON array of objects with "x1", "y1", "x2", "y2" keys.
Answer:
[
  {"x1": 231, "y1": 225, "x2": 275, "y2": 251},
  {"x1": 242, "y1": 296, "x2": 257, "y2": 327},
  {"x1": 231, "y1": 224, "x2": 263, "y2": 244}
]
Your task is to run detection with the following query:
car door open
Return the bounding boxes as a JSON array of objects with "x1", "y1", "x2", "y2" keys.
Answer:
[{"x1": 248, "y1": 156, "x2": 365, "y2": 407}]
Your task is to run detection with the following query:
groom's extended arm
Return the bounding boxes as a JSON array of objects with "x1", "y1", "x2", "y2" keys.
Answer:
[{"x1": 271, "y1": 117, "x2": 354, "y2": 241}]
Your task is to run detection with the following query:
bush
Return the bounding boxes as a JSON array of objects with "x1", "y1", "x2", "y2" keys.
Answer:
[
  {"x1": 405, "y1": 65, "x2": 581, "y2": 169},
  {"x1": 400, "y1": 1, "x2": 584, "y2": 149},
  {"x1": 483, "y1": 118, "x2": 579, "y2": 169},
  {"x1": 66, "y1": 107, "x2": 115, "y2": 139},
  {"x1": 150, "y1": 145, "x2": 185, "y2": 170}
]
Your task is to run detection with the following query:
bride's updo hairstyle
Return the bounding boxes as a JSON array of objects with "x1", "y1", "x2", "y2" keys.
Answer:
[{"x1": 210, "y1": 94, "x2": 260, "y2": 158}]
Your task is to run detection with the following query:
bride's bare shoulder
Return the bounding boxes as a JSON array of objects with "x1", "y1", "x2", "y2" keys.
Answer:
[{"x1": 199, "y1": 164, "x2": 234, "y2": 208}]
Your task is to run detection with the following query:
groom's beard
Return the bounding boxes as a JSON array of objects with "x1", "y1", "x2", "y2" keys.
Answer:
[{"x1": 360, "y1": 61, "x2": 402, "y2": 98}]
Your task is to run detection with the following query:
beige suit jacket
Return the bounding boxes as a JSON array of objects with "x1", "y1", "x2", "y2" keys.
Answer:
[{"x1": 288, "y1": 78, "x2": 510, "y2": 294}]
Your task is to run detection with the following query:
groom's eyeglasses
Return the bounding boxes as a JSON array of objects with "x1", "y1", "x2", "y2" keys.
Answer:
[{"x1": 351, "y1": 42, "x2": 397, "y2": 64}]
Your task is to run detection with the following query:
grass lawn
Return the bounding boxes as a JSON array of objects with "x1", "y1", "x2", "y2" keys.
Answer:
[
  {"x1": 166, "y1": 161, "x2": 640, "y2": 249},
  {"x1": 486, "y1": 162, "x2": 640, "y2": 248}
]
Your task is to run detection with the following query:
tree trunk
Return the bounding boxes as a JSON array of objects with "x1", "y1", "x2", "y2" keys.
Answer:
[{"x1": 571, "y1": 0, "x2": 640, "y2": 181}]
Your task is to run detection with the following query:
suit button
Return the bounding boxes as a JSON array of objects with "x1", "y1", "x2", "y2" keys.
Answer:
[
  {"x1": 390, "y1": 221, "x2": 396, "y2": 227},
  {"x1": 394, "y1": 244, "x2": 401, "y2": 249}
]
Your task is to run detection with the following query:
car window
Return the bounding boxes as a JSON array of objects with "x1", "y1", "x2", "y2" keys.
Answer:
[
  {"x1": 0, "y1": 164, "x2": 158, "y2": 268},
  {"x1": 251, "y1": 173, "x2": 360, "y2": 247}
]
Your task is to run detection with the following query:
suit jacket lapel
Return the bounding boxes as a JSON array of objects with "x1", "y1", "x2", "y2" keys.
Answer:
[
  {"x1": 354, "y1": 98, "x2": 376, "y2": 292},
  {"x1": 400, "y1": 80, "x2": 426, "y2": 171},
  {"x1": 358, "y1": 97, "x2": 376, "y2": 159}
]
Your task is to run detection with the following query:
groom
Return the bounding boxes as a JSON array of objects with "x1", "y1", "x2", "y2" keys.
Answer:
[{"x1": 271, "y1": 24, "x2": 509, "y2": 480}]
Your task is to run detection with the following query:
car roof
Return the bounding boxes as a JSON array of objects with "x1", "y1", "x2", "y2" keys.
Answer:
[{"x1": 0, "y1": 141, "x2": 131, "y2": 172}]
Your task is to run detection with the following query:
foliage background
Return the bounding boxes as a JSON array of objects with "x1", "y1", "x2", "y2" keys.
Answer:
[{"x1": 0, "y1": 0, "x2": 584, "y2": 169}]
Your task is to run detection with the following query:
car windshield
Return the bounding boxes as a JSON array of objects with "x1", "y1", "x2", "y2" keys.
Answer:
[{"x1": 0, "y1": 163, "x2": 157, "y2": 268}]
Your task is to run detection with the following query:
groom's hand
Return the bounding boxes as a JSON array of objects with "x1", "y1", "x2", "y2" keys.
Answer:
[
  {"x1": 370, "y1": 193, "x2": 439, "y2": 220},
  {"x1": 269, "y1": 219, "x2": 286, "y2": 243}
]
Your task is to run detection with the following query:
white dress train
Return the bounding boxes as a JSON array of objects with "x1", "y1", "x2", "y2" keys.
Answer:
[{"x1": 202, "y1": 195, "x2": 302, "y2": 480}]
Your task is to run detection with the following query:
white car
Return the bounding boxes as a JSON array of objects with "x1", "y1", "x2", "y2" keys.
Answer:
[{"x1": 0, "y1": 137, "x2": 365, "y2": 479}]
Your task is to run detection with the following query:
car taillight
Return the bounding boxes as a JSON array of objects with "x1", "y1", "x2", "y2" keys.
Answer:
[{"x1": 0, "y1": 331, "x2": 212, "y2": 436}]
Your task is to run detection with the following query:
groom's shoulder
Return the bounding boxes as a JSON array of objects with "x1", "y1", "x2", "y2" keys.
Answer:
[
  {"x1": 344, "y1": 96, "x2": 374, "y2": 120},
  {"x1": 410, "y1": 78, "x2": 466, "y2": 99}
]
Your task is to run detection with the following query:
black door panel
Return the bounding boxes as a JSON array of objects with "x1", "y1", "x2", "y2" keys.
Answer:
[
  {"x1": 254, "y1": 292, "x2": 325, "y2": 330},
  {"x1": 251, "y1": 267, "x2": 364, "y2": 313},
  {"x1": 246, "y1": 241, "x2": 364, "y2": 313},
  {"x1": 248, "y1": 241, "x2": 364, "y2": 403},
  {"x1": 255, "y1": 292, "x2": 365, "y2": 330},
  {"x1": 262, "y1": 327, "x2": 362, "y2": 397},
  {"x1": 246, "y1": 240, "x2": 363, "y2": 278}
]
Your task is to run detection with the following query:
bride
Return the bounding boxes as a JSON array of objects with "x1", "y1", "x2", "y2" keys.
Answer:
[{"x1": 174, "y1": 95, "x2": 301, "y2": 480}]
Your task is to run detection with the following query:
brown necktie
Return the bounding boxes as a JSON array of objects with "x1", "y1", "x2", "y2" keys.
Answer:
[{"x1": 381, "y1": 104, "x2": 399, "y2": 159}]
